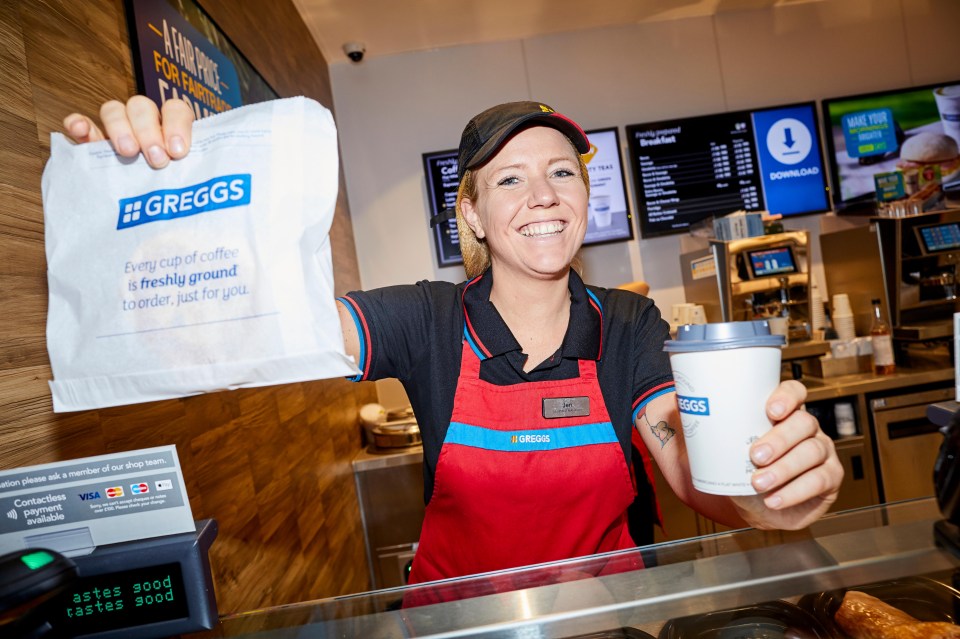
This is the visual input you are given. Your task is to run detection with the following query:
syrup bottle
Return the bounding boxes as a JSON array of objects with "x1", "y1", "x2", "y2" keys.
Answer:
[{"x1": 870, "y1": 298, "x2": 895, "y2": 375}]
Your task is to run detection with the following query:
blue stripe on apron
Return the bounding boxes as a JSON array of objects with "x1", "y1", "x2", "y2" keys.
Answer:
[{"x1": 446, "y1": 421, "x2": 617, "y2": 451}]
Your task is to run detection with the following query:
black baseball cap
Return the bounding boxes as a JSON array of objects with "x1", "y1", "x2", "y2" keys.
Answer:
[{"x1": 457, "y1": 101, "x2": 590, "y2": 180}]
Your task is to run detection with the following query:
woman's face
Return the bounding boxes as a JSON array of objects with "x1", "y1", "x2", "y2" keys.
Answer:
[{"x1": 461, "y1": 126, "x2": 588, "y2": 281}]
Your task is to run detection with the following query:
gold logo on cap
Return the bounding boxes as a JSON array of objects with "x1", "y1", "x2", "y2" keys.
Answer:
[
  {"x1": 582, "y1": 143, "x2": 598, "y2": 164},
  {"x1": 539, "y1": 105, "x2": 554, "y2": 113}
]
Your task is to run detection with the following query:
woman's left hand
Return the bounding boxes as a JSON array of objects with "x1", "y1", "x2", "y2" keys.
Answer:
[{"x1": 731, "y1": 380, "x2": 844, "y2": 530}]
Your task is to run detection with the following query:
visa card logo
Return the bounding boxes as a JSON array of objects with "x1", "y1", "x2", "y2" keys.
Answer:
[
  {"x1": 130, "y1": 483, "x2": 149, "y2": 494},
  {"x1": 155, "y1": 479, "x2": 173, "y2": 491},
  {"x1": 105, "y1": 486, "x2": 124, "y2": 499},
  {"x1": 677, "y1": 395, "x2": 710, "y2": 416},
  {"x1": 78, "y1": 491, "x2": 102, "y2": 501},
  {"x1": 117, "y1": 174, "x2": 251, "y2": 230}
]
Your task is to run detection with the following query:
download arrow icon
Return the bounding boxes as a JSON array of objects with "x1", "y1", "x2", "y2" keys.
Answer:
[{"x1": 783, "y1": 128, "x2": 795, "y2": 148}]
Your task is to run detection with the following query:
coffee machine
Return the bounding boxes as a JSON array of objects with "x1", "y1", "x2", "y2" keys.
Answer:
[
  {"x1": 680, "y1": 230, "x2": 812, "y2": 341},
  {"x1": 820, "y1": 209, "x2": 960, "y2": 342}
]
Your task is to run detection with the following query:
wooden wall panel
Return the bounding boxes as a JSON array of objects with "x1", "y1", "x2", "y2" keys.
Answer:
[{"x1": 0, "y1": 0, "x2": 378, "y2": 617}]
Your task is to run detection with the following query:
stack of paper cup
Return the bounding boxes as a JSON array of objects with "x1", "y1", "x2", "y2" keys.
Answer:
[
  {"x1": 810, "y1": 283, "x2": 826, "y2": 331},
  {"x1": 832, "y1": 293, "x2": 856, "y2": 341}
]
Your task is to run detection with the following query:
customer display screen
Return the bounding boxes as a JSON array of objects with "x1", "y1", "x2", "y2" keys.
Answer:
[
  {"x1": 748, "y1": 246, "x2": 797, "y2": 278},
  {"x1": 626, "y1": 102, "x2": 829, "y2": 237},
  {"x1": 917, "y1": 222, "x2": 960, "y2": 254},
  {"x1": 51, "y1": 562, "x2": 189, "y2": 635}
]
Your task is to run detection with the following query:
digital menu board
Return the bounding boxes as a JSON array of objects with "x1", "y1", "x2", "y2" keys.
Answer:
[
  {"x1": 423, "y1": 149, "x2": 462, "y2": 268},
  {"x1": 422, "y1": 128, "x2": 633, "y2": 267},
  {"x1": 626, "y1": 102, "x2": 829, "y2": 238},
  {"x1": 822, "y1": 81, "x2": 960, "y2": 213}
]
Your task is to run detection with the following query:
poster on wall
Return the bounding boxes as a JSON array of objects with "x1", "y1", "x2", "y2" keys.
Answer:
[
  {"x1": 422, "y1": 149, "x2": 462, "y2": 268},
  {"x1": 124, "y1": 0, "x2": 278, "y2": 118},
  {"x1": 582, "y1": 127, "x2": 634, "y2": 245}
]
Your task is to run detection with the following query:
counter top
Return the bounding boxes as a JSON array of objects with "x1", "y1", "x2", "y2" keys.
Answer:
[
  {"x1": 801, "y1": 354, "x2": 953, "y2": 402},
  {"x1": 212, "y1": 498, "x2": 960, "y2": 638},
  {"x1": 352, "y1": 444, "x2": 422, "y2": 472}
]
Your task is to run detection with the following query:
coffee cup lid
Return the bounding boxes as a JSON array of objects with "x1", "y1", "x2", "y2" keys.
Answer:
[{"x1": 663, "y1": 320, "x2": 785, "y2": 352}]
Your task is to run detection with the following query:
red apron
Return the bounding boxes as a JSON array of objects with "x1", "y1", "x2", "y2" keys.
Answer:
[{"x1": 407, "y1": 339, "x2": 639, "y2": 589}]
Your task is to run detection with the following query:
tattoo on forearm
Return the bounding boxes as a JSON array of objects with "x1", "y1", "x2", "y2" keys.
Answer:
[{"x1": 644, "y1": 413, "x2": 675, "y2": 448}]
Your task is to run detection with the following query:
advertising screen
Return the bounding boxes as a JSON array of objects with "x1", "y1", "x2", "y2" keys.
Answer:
[
  {"x1": 822, "y1": 81, "x2": 960, "y2": 212},
  {"x1": 581, "y1": 127, "x2": 634, "y2": 245},
  {"x1": 626, "y1": 102, "x2": 829, "y2": 238},
  {"x1": 422, "y1": 128, "x2": 633, "y2": 267}
]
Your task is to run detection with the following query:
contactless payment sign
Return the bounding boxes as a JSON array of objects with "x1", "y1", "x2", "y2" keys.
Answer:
[
  {"x1": 753, "y1": 105, "x2": 828, "y2": 216},
  {"x1": 0, "y1": 446, "x2": 194, "y2": 555}
]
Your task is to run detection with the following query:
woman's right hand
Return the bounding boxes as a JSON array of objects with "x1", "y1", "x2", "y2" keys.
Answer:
[{"x1": 62, "y1": 96, "x2": 195, "y2": 169}]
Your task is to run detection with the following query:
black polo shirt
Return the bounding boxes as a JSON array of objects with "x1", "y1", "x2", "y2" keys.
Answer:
[{"x1": 338, "y1": 268, "x2": 675, "y2": 504}]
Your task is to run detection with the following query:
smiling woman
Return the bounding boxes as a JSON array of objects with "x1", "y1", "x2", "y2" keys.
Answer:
[{"x1": 62, "y1": 95, "x2": 843, "y2": 604}]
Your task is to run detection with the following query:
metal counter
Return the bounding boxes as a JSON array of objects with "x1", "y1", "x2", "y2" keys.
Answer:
[
  {"x1": 801, "y1": 355, "x2": 953, "y2": 403},
  {"x1": 352, "y1": 445, "x2": 424, "y2": 590},
  {"x1": 213, "y1": 498, "x2": 960, "y2": 638}
]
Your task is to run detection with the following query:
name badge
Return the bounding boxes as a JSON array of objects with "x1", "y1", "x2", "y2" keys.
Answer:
[{"x1": 542, "y1": 396, "x2": 590, "y2": 419}]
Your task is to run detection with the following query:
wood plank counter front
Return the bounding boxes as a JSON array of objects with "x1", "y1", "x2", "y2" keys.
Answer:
[{"x1": 0, "y1": 0, "x2": 376, "y2": 614}]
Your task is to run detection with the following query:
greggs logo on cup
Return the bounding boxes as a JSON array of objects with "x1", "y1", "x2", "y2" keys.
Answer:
[{"x1": 677, "y1": 395, "x2": 710, "y2": 415}]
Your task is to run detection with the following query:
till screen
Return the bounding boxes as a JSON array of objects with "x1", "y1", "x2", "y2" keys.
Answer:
[
  {"x1": 919, "y1": 223, "x2": 960, "y2": 253},
  {"x1": 52, "y1": 562, "x2": 188, "y2": 634},
  {"x1": 749, "y1": 247, "x2": 796, "y2": 277}
]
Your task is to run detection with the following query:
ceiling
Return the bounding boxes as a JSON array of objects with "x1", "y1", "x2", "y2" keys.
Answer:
[{"x1": 291, "y1": 0, "x2": 823, "y2": 66}]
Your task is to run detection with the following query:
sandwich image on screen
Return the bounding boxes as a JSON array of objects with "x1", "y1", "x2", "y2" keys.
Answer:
[{"x1": 823, "y1": 81, "x2": 960, "y2": 212}]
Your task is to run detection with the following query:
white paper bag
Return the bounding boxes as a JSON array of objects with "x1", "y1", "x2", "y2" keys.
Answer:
[{"x1": 41, "y1": 97, "x2": 360, "y2": 412}]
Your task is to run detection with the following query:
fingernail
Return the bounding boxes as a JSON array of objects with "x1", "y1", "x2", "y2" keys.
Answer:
[
  {"x1": 117, "y1": 135, "x2": 137, "y2": 155},
  {"x1": 770, "y1": 402, "x2": 786, "y2": 418},
  {"x1": 168, "y1": 135, "x2": 185, "y2": 156},
  {"x1": 147, "y1": 145, "x2": 167, "y2": 166},
  {"x1": 766, "y1": 495, "x2": 783, "y2": 509},
  {"x1": 752, "y1": 444, "x2": 772, "y2": 464},
  {"x1": 753, "y1": 472, "x2": 774, "y2": 491}
]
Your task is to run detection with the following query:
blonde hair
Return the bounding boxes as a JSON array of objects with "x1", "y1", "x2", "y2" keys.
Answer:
[{"x1": 455, "y1": 145, "x2": 591, "y2": 279}]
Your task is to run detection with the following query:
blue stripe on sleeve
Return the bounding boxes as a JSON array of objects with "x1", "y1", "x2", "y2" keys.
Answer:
[
  {"x1": 631, "y1": 387, "x2": 675, "y2": 423},
  {"x1": 445, "y1": 421, "x2": 617, "y2": 451},
  {"x1": 337, "y1": 297, "x2": 366, "y2": 382}
]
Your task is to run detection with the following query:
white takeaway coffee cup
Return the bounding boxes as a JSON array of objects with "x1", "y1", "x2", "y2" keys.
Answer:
[
  {"x1": 935, "y1": 85, "x2": 960, "y2": 148},
  {"x1": 663, "y1": 320, "x2": 785, "y2": 495}
]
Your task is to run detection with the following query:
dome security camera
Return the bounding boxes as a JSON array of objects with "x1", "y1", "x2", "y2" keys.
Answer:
[{"x1": 343, "y1": 42, "x2": 366, "y2": 63}]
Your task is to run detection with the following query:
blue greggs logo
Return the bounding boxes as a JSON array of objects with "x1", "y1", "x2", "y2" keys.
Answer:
[
  {"x1": 117, "y1": 174, "x2": 251, "y2": 230},
  {"x1": 677, "y1": 395, "x2": 710, "y2": 416}
]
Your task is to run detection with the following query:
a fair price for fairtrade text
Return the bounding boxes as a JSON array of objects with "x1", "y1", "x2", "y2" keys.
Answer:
[{"x1": 122, "y1": 246, "x2": 247, "y2": 311}]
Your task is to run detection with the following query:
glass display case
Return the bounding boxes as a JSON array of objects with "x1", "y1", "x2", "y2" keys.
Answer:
[{"x1": 210, "y1": 499, "x2": 960, "y2": 638}]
